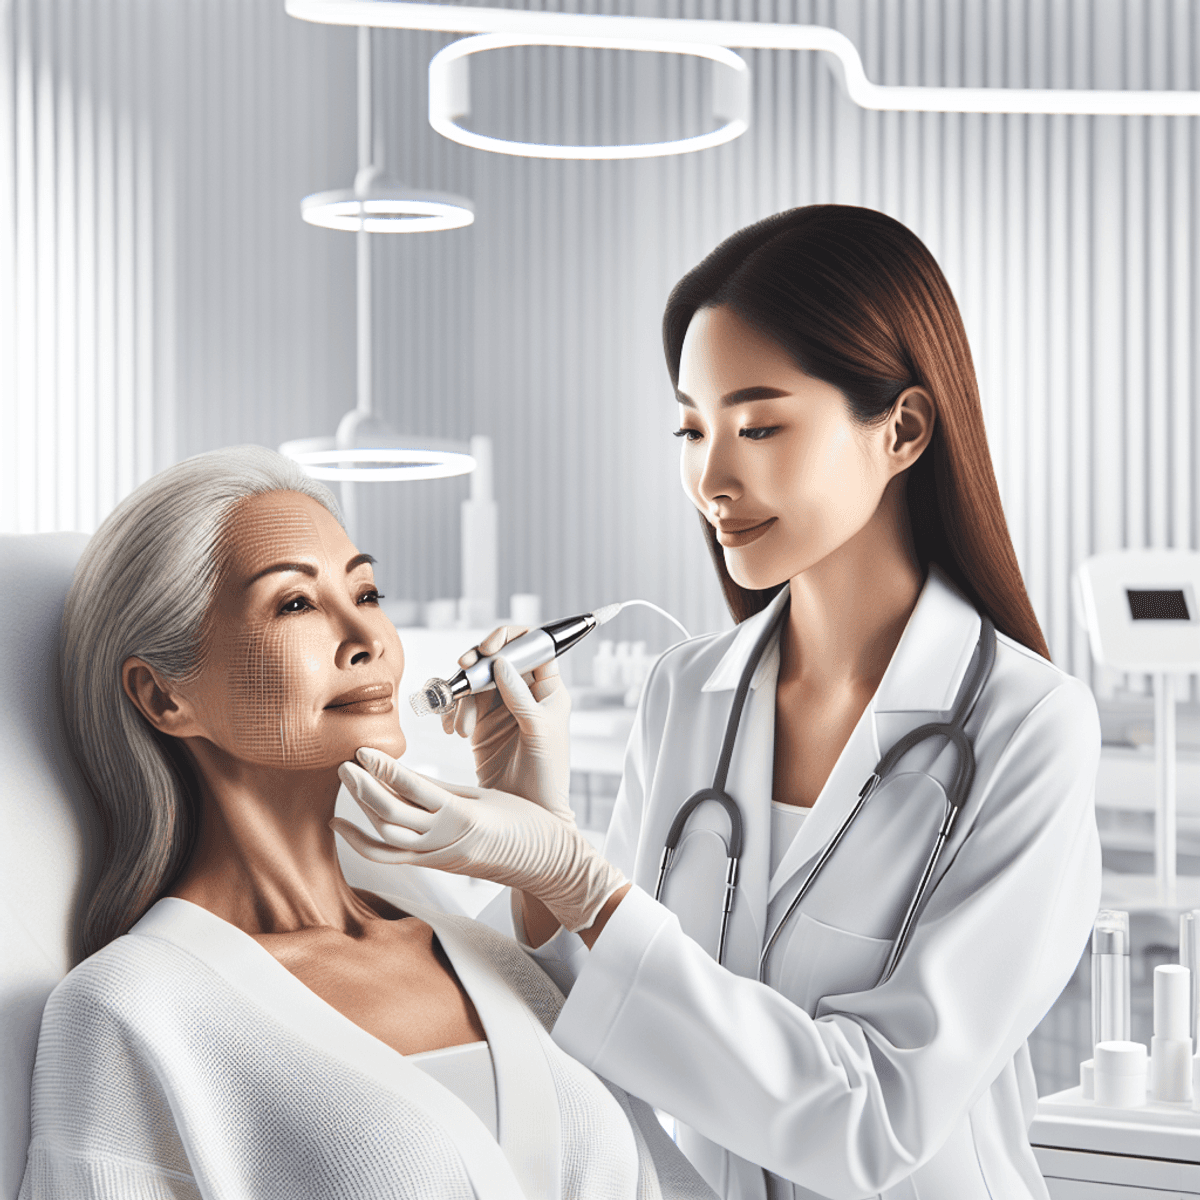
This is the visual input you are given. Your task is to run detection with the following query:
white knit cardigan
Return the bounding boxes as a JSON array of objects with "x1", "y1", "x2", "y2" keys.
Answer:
[{"x1": 20, "y1": 896, "x2": 716, "y2": 1200}]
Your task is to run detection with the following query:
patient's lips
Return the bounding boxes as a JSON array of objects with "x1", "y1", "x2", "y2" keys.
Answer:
[{"x1": 325, "y1": 682, "x2": 394, "y2": 715}]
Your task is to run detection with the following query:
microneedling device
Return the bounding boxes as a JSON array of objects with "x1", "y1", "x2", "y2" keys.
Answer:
[{"x1": 409, "y1": 600, "x2": 689, "y2": 717}]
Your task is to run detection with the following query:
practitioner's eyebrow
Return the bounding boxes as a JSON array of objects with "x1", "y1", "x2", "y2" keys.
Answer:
[{"x1": 674, "y1": 386, "x2": 792, "y2": 409}]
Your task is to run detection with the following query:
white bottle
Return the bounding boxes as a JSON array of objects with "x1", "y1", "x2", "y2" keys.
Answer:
[
  {"x1": 592, "y1": 641, "x2": 616, "y2": 689},
  {"x1": 1151, "y1": 964, "x2": 1193, "y2": 1102},
  {"x1": 1094, "y1": 1041, "x2": 1147, "y2": 1108}
]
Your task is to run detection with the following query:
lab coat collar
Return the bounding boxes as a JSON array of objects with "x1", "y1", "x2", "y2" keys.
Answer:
[
  {"x1": 699, "y1": 564, "x2": 980, "y2": 716},
  {"x1": 699, "y1": 585, "x2": 791, "y2": 694},
  {"x1": 759, "y1": 564, "x2": 982, "y2": 902}
]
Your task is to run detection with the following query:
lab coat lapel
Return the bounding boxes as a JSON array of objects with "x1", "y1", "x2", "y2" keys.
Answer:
[
  {"x1": 131, "y1": 898, "x2": 532, "y2": 1200},
  {"x1": 765, "y1": 565, "x2": 984, "y2": 905}
]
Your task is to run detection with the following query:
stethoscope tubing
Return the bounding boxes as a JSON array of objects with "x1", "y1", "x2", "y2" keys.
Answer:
[{"x1": 655, "y1": 590, "x2": 997, "y2": 989}]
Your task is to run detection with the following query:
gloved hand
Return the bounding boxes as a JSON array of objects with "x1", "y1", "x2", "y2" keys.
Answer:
[
  {"x1": 443, "y1": 627, "x2": 573, "y2": 826},
  {"x1": 333, "y1": 748, "x2": 625, "y2": 934}
]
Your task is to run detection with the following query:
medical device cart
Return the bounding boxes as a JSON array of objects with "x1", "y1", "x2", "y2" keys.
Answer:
[{"x1": 1032, "y1": 1088, "x2": 1200, "y2": 1196}]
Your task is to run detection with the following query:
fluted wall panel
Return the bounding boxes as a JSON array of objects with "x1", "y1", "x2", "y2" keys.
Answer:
[
  {"x1": 6, "y1": 0, "x2": 1200, "y2": 691},
  {"x1": 1, "y1": 0, "x2": 166, "y2": 535}
]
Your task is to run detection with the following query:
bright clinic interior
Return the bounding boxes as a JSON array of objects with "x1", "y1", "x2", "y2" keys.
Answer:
[{"x1": 5, "y1": 0, "x2": 1200, "y2": 1104}]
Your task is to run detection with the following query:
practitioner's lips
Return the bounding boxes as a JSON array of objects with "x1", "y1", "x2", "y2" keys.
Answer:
[
  {"x1": 325, "y1": 682, "x2": 394, "y2": 714},
  {"x1": 714, "y1": 517, "x2": 777, "y2": 548}
]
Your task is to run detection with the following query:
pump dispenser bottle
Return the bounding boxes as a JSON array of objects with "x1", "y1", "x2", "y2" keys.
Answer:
[{"x1": 1092, "y1": 910, "x2": 1131, "y2": 1046}]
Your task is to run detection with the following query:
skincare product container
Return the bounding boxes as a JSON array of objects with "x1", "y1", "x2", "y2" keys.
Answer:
[
  {"x1": 1181, "y1": 910, "x2": 1200, "y2": 1040},
  {"x1": 1094, "y1": 1041, "x2": 1147, "y2": 1108},
  {"x1": 1092, "y1": 910, "x2": 1131, "y2": 1048},
  {"x1": 1151, "y1": 964, "x2": 1193, "y2": 1102}
]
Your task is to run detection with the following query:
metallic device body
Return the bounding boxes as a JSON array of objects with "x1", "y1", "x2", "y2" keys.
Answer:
[{"x1": 411, "y1": 613, "x2": 599, "y2": 716}]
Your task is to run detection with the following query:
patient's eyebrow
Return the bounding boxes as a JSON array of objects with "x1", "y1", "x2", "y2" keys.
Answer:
[
  {"x1": 244, "y1": 561, "x2": 318, "y2": 588},
  {"x1": 245, "y1": 553, "x2": 376, "y2": 588},
  {"x1": 675, "y1": 385, "x2": 792, "y2": 409}
]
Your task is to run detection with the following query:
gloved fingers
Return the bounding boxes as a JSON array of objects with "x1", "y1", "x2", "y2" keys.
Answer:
[
  {"x1": 492, "y1": 656, "x2": 549, "y2": 734},
  {"x1": 346, "y1": 754, "x2": 452, "y2": 817},
  {"x1": 340, "y1": 765, "x2": 438, "y2": 835},
  {"x1": 481, "y1": 624, "x2": 529, "y2": 658},
  {"x1": 456, "y1": 624, "x2": 529, "y2": 670},
  {"x1": 329, "y1": 817, "x2": 423, "y2": 865},
  {"x1": 453, "y1": 693, "x2": 478, "y2": 739},
  {"x1": 529, "y1": 655, "x2": 561, "y2": 686},
  {"x1": 358, "y1": 800, "x2": 431, "y2": 849}
]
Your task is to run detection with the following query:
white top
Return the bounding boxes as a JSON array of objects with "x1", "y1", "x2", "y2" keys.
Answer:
[
  {"x1": 20, "y1": 896, "x2": 718, "y2": 1199},
  {"x1": 511, "y1": 565, "x2": 1102, "y2": 1200},
  {"x1": 408, "y1": 1040, "x2": 498, "y2": 1139},
  {"x1": 768, "y1": 802, "x2": 809, "y2": 879}
]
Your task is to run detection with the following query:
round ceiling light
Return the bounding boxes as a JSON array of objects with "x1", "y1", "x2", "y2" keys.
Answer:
[
  {"x1": 301, "y1": 186, "x2": 474, "y2": 233},
  {"x1": 280, "y1": 437, "x2": 476, "y2": 482},
  {"x1": 428, "y1": 34, "x2": 750, "y2": 160}
]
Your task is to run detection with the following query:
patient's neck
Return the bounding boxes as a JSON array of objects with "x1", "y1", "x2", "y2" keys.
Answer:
[{"x1": 167, "y1": 742, "x2": 381, "y2": 938}]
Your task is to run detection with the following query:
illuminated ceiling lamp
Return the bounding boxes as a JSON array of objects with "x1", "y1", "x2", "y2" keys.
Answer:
[
  {"x1": 286, "y1": 1, "x2": 1200, "y2": 118},
  {"x1": 281, "y1": 27, "x2": 475, "y2": 533},
  {"x1": 428, "y1": 34, "x2": 750, "y2": 160}
]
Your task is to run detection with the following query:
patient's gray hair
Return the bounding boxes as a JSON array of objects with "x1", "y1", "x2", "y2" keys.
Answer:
[{"x1": 61, "y1": 445, "x2": 342, "y2": 959}]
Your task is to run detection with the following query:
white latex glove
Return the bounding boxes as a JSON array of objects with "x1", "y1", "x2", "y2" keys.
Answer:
[
  {"x1": 333, "y1": 748, "x2": 625, "y2": 934},
  {"x1": 443, "y1": 627, "x2": 573, "y2": 825}
]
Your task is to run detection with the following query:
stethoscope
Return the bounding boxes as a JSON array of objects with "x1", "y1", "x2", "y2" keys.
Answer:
[{"x1": 653, "y1": 596, "x2": 997, "y2": 986}]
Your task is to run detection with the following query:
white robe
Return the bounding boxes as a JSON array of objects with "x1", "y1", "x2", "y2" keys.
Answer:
[
  {"x1": 509, "y1": 568, "x2": 1102, "y2": 1200},
  {"x1": 19, "y1": 895, "x2": 716, "y2": 1200}
]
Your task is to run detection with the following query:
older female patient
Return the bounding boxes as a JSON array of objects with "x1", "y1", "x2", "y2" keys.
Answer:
[{"x1": 19, "y1": 445, "x2": 711, "y2": 1200}]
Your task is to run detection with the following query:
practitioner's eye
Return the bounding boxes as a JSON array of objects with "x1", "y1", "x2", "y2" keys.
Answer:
[
  {"x1": 278, "y1": 594, "x2": 314, "y2": 615},
  {"x1": 357, "y1": 590, "x2": 384, "y2": 606}
]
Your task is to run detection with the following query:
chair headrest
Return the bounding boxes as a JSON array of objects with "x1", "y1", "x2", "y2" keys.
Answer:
[{"x1": 0, "y1": 532, "x2": 95, "y2": 1200}]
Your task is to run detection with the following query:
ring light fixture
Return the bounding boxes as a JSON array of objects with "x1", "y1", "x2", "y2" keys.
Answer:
[
  {"x1": 285, "y1": 31, "x2": 477, "y2": 493},
  {"x1": 287, "y1": 0, "x2": 1200, "y2": 118},
  {"x1": 301, "y1": 187, "x2": 474, "y2": 233},
  {"x1": 280, "y1": 437, "x2": 477, "y2": 482},
  {"x1": 428, "y1": 35, "x2": 749, "y2": 160}
]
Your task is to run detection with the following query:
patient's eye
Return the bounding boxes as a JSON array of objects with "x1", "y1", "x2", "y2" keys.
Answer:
[
  {"x1": 279, "y1": 595, "x2": 314, "y2": 615},
  {"x1": 357, "y1": 589, "x2": 384, "y2": 605}
]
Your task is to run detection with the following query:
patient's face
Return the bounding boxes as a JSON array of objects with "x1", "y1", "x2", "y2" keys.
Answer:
[{"x1": 180, "y1": 491, "x2": 406, "y2": 770}]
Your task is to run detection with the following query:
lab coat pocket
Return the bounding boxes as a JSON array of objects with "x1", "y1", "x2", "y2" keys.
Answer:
[
  {"x1": 774, "y1": 911, "x2": 891, "y2": 1013},
  {"x1": 796, "y1": 771, "x2": 949, "y2": 941}
]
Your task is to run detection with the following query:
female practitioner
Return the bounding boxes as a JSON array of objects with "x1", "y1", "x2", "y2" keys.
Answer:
[{"x1": 337, "y1": 205, "x2": 1102, "y2": 1200}]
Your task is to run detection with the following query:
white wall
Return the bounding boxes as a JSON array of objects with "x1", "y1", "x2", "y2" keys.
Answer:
[{"x1": 5, "y1": 0, "x2": 1200, "y2": 684}]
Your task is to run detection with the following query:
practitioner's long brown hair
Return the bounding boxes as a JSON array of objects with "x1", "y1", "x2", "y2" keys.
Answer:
[{"x1": 663, "y1": 204, "x2": 1049, "y2": 660}]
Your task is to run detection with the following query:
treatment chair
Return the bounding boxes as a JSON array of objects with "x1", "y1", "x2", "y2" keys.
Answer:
[
  {"x1": 0, "y1": 530, "x2": 474, "y2": 1199},
  {"x1": 0, "y1": 532, "x2": 94, "y2": 1200}
]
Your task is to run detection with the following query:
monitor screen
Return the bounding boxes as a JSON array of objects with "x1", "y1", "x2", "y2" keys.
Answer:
[{"x1": 1126, "y1": 588, "x2": 1191, "y2": 621}]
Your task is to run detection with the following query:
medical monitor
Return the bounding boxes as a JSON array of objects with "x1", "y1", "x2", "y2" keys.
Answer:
[{"x1": 1075, "y1": 551, "x2": 1200, "y2": 672}]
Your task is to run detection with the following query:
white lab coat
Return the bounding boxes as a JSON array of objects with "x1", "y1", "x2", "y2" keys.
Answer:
[{"x1": 528, "y1": 565, "x2": 1102, "y2": 1200}]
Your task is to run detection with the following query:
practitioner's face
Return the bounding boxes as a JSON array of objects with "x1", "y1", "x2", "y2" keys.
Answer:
[
  {"x1": 675, "y1": 305, "x2": 924, "y2": 591},
  {"x1": 169, "y1": 491, "x2": 406, "y2": 770}
]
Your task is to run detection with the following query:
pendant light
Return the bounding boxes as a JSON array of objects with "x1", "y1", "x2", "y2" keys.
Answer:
[{"x1": 281, "y1": 27, "x2": 476, "y2": 537}]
